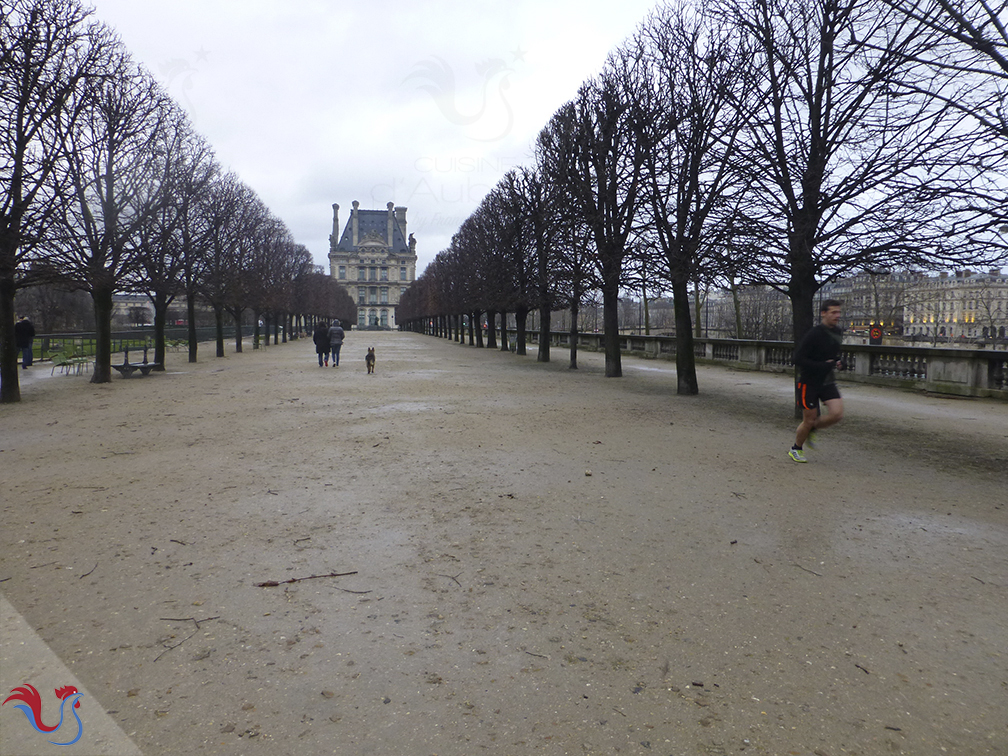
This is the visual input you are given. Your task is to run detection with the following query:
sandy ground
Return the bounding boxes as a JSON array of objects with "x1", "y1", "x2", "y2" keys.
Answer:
[{"x1": 1, "y1": 332, "x2": 1007, "y2": 756}]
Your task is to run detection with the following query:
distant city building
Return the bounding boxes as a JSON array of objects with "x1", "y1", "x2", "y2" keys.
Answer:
[
  {"x1": 818, "y1": 269, "x2": 925, "y2": 336},
  {"x1": 327, "y1": 201, "x2": 417, "y2": 329},
  {"x1": 903, "y1": 269, "x2": 1008, "y2": 343}
]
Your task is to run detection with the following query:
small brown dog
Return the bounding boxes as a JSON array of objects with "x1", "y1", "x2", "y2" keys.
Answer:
[{"x1": 365, "y1": 347, "x2": 375, "y2": 374}]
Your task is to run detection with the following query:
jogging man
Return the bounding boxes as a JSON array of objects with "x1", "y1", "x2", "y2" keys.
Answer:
[{"x1": 789, "y1": 299, "x2": 845, "y2": 463}]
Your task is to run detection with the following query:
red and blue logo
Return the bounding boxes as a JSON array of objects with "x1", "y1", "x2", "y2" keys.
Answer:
[{"x1": 3, "y1": 684, "x2": 84, "y2": 746}]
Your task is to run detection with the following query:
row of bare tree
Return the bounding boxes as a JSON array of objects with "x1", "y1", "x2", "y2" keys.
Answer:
[
  {"x1": 0, "y1": 0, "x2": 352, "y2": 402},
  {"x1": 399, "y1": 0, "x2": 1008, "y2": 393}
]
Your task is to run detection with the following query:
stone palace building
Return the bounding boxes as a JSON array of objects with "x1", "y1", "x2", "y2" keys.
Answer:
[{"x1": 327, "y1": 201, "x2": 417, "y2": 329}]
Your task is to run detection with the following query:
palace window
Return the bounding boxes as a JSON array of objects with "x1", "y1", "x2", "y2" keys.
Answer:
[
  {"x1": 369, "y1": 267, "x2": 377, "y2": 281},
  {"x1": 380, "y1": 287, "x2": 388, "y2": 304},
  {"x1": 380, "y1": 310, "x2": 388, "y2": 328},
  {"x1": 380, "y1": 267, "x2": 388, "y2": 281},
  {"x1": 338, "y1": 265, "x2": 346, "y2": 279},
  {"x1": 358, "y1": 288, "x2": 365, "y2": 305},
  {"x1": 400, "y1": 266, "x2": 407, "y2": 280},
  {"x1": 369, "y1": 287, "x2": 377, "y2": 305},
  {"x1": 358, "y1": 309, "x2": 366, "y2": 327},
  {"x1": 357, "y1": 267, "x2": 366, "y2": 281}
]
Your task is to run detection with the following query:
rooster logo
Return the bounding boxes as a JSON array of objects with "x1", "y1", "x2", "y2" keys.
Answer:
[
  {"x1": 405, "y1": 55, "x2": 514, "y2": 142},
  {"x1": 3, "y1": 684, "x2": 84, "y2": 746}
]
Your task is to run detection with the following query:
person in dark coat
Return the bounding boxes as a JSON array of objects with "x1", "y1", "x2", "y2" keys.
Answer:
[
  {"x1": 327, "y1": 319, "x2": 345, "y2": 367},
  {"x1": 14, "y1": 315, "x2": 35, "y2": 368},
  {"x1": 312, "y1": 321, "x2": 329, "y2": 366}
]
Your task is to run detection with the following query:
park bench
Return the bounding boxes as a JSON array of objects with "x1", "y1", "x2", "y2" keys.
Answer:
[{"x1": 112, "y1": 346, "x2": 162, "y2": 378}]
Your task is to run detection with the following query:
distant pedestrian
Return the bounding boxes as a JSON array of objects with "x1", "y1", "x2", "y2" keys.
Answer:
[
  {"x1": 14, "y1": 315, "x2": 35, "y2": 369},
  {"x1": 313, "y1": 321, "x2": 329, "y2": 366},
  {"x1": 789, "y1": 299, "x2": 846, "y2": 463},
  {"x1": 327, "y1": 319, "x2": 345, "y2": 367}
]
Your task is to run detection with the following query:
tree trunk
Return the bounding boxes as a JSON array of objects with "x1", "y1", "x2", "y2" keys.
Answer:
[
  {"x1": 468, "y1": 313, "x2": 475, "y2": 345},
  {"x1": 486, "y1": 309, "x2": 497, "y2": 349},
  {"x1": 601, "y1": 278, "x2": 622, "y2": 377},
  {"x1": 253, "y1": 310, "x2": 261, "y2": 349},
  {"x1": 474, "y1": 312, "x2": 483, "y2": 347},
  {"x1": 569, "y1": 298, "x2": 579, "y2": 369},
  {"x1": 233, "y1": 308, "x2": 243, "y2": 353},
  {"x1": 91, "y1": 285, "x2": 114, "y2": 383},
  {"x1": 516, "y1": 306, "x2": 528, "y2": 356},
  {"x1": 730, "y1": 278, "x2": 743, "y2": 338},
  {"x1": 214, "y1": 304, "x2": 225, "y2": 357},
  {"x1": 693, "y1": 284, "x2": 703, "y2": 338},
  {"x1": 273, "y1": 318, "x2": 279, "y2": 345},
  {"x1": 0, "y1": 276, "x2": 20, "y2": 402},
  {"x1": 281, "y1": 314, "x2": 287, "y2": 343},
  {"x1": 500, "y1": 312, "x2": 509, "y2": 351},
  {"x1": 789, "y1": 254, "x2": 819, "y2": 418},
  {"x1": 152, "y1": 291, "x2": 168, "y2": 370},
  {"x1": 672, "y1": 277, "x2": 698, "y2": 394},
  {"x1": 537, "y1": 303, "x2": 551, "y2": 362},
  {"x1": 186, "y1": 291, "x2": 198, "y2": 363}
]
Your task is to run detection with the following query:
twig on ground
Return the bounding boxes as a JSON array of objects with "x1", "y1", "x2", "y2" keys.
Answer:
[
  {"x1": 79, "y1": 562, "x2": 98, "y2": 579},
  {"x1": 256, "y1": 570, "x2": 357, "y2": 587},
  {"x1": 436, "y1": 572, "x2": 462, "y2": 587},
  {"x1": 333, "y1": 587, "x2": 372, "y2": 595},
  {"x1": 170, "y1": 539, "x2": 188, "y2": 546},
  {"x1": 792, "y1": 562, "x2": 823, "y2": 577},
  {"x1": 294, "y1": 537, "x2": 311, "y2": 545},
  {"x1": 524, "y1": 649, "x2": 549, "y2": 660},
  {"x1": 29, "y1": 562, "x2": 56, "y2": 570},
  {"x1": 159, "y1": 615, "x2": 220, "y2": 629},
  {"x1": 855, "y1": 663, "x2": 871, "y2": 675},
  {"x1": 154, "y1": 629, "x2": 198, "y2": 662}
]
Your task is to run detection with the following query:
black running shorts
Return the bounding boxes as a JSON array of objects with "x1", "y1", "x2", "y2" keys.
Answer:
[{"x1": 797, "y1": 381, "x2": 841, "y2": 411}]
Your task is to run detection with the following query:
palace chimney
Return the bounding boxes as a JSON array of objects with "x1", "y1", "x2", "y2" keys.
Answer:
[
  {"x1": 395, "y1": 206, "x2": 407, "y2": 241},
  {"x1": 352, "y1": 200, "x2": 359, "y2": 246}
]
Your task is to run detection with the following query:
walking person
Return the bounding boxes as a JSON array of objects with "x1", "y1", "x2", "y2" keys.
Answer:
[
  {"x1": 327, "y1": 319, "x2": 345, "y2": 367},
  {"x1": 14, "y1": 315, "x2": 35, "y2": 369},
  {"x1": 312, "y1": 320, "x2": 329, "y2": 366},
  {"x1": 789, "y1": 299, "x2": 846, "y2": 463}
]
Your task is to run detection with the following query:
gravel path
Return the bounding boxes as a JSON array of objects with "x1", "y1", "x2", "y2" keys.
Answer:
[{"x1": 2, "y1": 332, "x2": 1006, "y2": 755}]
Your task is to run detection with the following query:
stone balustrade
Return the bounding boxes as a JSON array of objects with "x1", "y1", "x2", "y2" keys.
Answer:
[{"x1": 522, "y1": 331, "x2": 1008, "y2": 399}]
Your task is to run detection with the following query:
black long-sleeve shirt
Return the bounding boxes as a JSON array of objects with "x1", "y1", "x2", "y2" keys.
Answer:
[{"x1": 794, "y1": 324, "x2": 843, "y2": 385}]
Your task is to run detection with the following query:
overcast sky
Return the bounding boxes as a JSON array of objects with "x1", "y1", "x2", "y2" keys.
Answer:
[{"x1": 87, "y1": 0, "x2": 659, "y2": 275}]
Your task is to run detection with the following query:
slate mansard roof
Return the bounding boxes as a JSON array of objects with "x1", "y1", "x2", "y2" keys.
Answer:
[{"x1": 334, "y1": 209, "x2": 410, "y2": 255}]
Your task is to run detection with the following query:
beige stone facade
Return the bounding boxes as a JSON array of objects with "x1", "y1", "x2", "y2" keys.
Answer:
[{"x1": 327, "y1": 201, "x2": 417, "y2": 329}]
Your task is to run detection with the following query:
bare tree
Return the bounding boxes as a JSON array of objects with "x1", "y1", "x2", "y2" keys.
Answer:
[
  {"x1": 724, "y1": 0, "x2": 998, "y2": 345},
  {"x1": 634, "y1": 2, "x2": 755, "y2": 392},
  {"x1": 131, "y1": 102, "x2": 198, "y2": 369},
  {"x1": 0, "y1": 0, "x2": 106, "y2": 401},
  {"x1": 50, "y1": 40, "x2": 172, "y2": 382},
  {"x1": 564, "y1": 66, "x2": 647, "y2": 377}
]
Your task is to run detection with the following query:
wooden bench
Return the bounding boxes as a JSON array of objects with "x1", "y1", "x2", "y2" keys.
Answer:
[{"x1": 112, "y1": 347, "x2": 162, "y2": 378}]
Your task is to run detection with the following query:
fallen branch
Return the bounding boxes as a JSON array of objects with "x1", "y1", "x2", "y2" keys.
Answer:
[
  {"x1": 256, "y1": 570, "x2": 357, "y2": 587},
  {"x1": 159, "y1": 615, "x2": 220, "y2": 629},
  {"x1": 79, "y1": 562, "x2": 98, "y2": 579}
]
